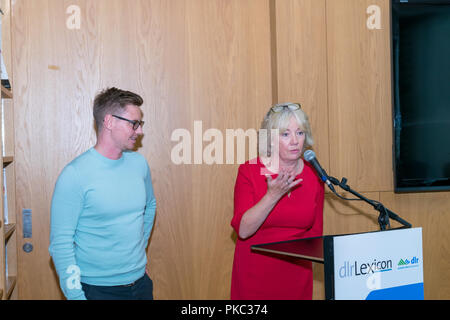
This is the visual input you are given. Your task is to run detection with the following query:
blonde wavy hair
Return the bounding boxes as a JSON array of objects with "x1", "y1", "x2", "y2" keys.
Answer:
[{"x1": 258, "y1": 102, "x2": 314, "y2": 158}]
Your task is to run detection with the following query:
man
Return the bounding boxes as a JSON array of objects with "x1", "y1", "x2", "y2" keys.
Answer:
[{"x1": 49, "y1": 88, "x2": 157, "y2": 300}]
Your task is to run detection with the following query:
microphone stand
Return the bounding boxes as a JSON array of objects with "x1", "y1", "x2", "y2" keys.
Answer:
[{"x1": 327, "y1": 176, "x2": 412, "y2": 231}]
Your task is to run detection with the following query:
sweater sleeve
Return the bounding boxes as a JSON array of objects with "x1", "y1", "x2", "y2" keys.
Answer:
[
  {"x1": 231, "y1": 163, "x2": 257, "y2": 235},
  {"x1": 48, "y1": 165, "x2": 87, "y2": 300},
  {"x1": 143, "y1": 162, "x2": 157, "y2": 244}
]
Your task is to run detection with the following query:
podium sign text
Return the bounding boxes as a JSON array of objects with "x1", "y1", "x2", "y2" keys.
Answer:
[{"x1": 333, "y1": 227, "x2": 424, "y2": 300}]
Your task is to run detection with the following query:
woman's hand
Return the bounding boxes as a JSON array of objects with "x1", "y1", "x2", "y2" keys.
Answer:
[
  {"x1": 266, "y1": 168, "x2": 302, "y2": 201},
  {"x1": 238, "y1": 169, "x2": 302, "y2": 240}
]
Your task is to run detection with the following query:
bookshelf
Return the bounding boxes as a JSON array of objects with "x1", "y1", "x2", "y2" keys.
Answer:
[
  {"x1": 1, "y1": 84, "x2": 11, "y2": 99},
  {"x1": 0, "y1": 0, "x2": 17, "y2": 300}
]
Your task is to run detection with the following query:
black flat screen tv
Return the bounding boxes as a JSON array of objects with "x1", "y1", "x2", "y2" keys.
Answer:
[{"x1": 392, "y1": 0, "x2": 450, "y2": 192}]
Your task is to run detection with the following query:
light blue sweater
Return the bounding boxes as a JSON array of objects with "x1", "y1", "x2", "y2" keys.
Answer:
[{"x1": 49, "y1": 148, "x2": 157, "y2": 300}]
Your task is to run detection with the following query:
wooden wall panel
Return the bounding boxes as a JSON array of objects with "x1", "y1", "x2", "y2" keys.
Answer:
[
  {"x1": 13, "y1": 0, "x2": 95, "y2": 300},
  {"x1": 124, "y1": 0, "x2": 195, "y2": 300},
  {"x1": 274, "y1": 0, "x2": 330, "y2": 300},
  {"x1": 275, "y1": 0, "x2": 330, "y2": 172},
  {"x1": 321, "y1": 0, "x2": 450, "y2": 300},
  {"x1": 326, "y1": 0, "x2": 393, "y2": 192},
  {"x1": 324, "y1": 192, "x2": 381, "y2": 235},
  {"x1": 184, "y1": 1, "x2": 272, "y2": 299},
  {"x1": 380, "y1": 192, "x2": 450, "y2": 299},
  {"x1": 13, "y1": 0, "x2": 272, "y2": 299}
]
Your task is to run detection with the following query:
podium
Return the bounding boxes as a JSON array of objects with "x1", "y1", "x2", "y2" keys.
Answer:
[{"x1": 252, "y1": 227, "x2": 424, "y2": 300}]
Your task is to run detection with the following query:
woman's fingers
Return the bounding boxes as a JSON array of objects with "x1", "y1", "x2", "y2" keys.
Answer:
[
  {"x1": 289, "y1": 178, "x2": 303, "y2": 188},
  {"x1": 268, "y1": 172, "x2": 300, "y2": 190}
]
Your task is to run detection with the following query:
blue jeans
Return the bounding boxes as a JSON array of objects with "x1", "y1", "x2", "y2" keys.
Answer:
[{"x1": 81, "y1": 273, "x2": 153, "y2": 300}]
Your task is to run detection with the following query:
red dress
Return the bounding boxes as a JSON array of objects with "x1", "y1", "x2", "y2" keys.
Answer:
[{"x1": 231, "y1": 158, "x2": 324, "y2": 300}]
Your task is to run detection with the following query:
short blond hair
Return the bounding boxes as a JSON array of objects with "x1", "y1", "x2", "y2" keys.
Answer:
[{"x1": 258, "y1": 102, "x2": 314, "y2": 157}]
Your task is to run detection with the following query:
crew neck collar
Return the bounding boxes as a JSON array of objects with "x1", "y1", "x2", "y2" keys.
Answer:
[{"x1": 90, "y1": 147, "x2": 125, "y2": 165}]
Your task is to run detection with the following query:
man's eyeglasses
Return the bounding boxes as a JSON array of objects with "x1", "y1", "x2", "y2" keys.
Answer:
[
  {"x1": 112, "y1": 115, "x2": 145, "y2": 130},
  {"x1": 270, "y1": 103, "x2": 301, "y2": 113}
]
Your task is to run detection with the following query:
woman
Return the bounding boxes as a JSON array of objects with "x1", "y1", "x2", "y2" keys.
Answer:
[{"x1": 230, "y1": 102, "x2": 324, "y2": 300}]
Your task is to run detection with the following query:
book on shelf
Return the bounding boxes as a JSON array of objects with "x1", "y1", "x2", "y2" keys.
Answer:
[
  {"x1": 1, "y1": 51, "x2": 10, "y2": 83},
  {"x1": 5, "y1": 246, "x2": 8, "y2": 278},
  {"x1": 1, "y1": 51, "x2": 12, "y2": 90},
  {"x1": 0, "y1": 10, "x2": 11, "y2": 89},
  {"x1": 1, "y1": 12, "x2": 11, "y2": 87},
  {"x1": 1, "y1": 99, "x2": 4, "y2": 156},
  {"x1": 0, "y1": 9, "x2": 2, "y2": 55},
  {"x1": 3, "y1": 167, "x2": 7, "y2": 224}
]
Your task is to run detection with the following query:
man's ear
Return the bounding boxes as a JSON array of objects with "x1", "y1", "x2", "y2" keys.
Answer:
[{"x1": 103, "y1": 114, "x2": 114, "y2": 130}]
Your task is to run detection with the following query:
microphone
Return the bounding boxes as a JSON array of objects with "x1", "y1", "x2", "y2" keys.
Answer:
[{"x1": 303, "y1": 150, "x2": 335, "y2": 192}]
